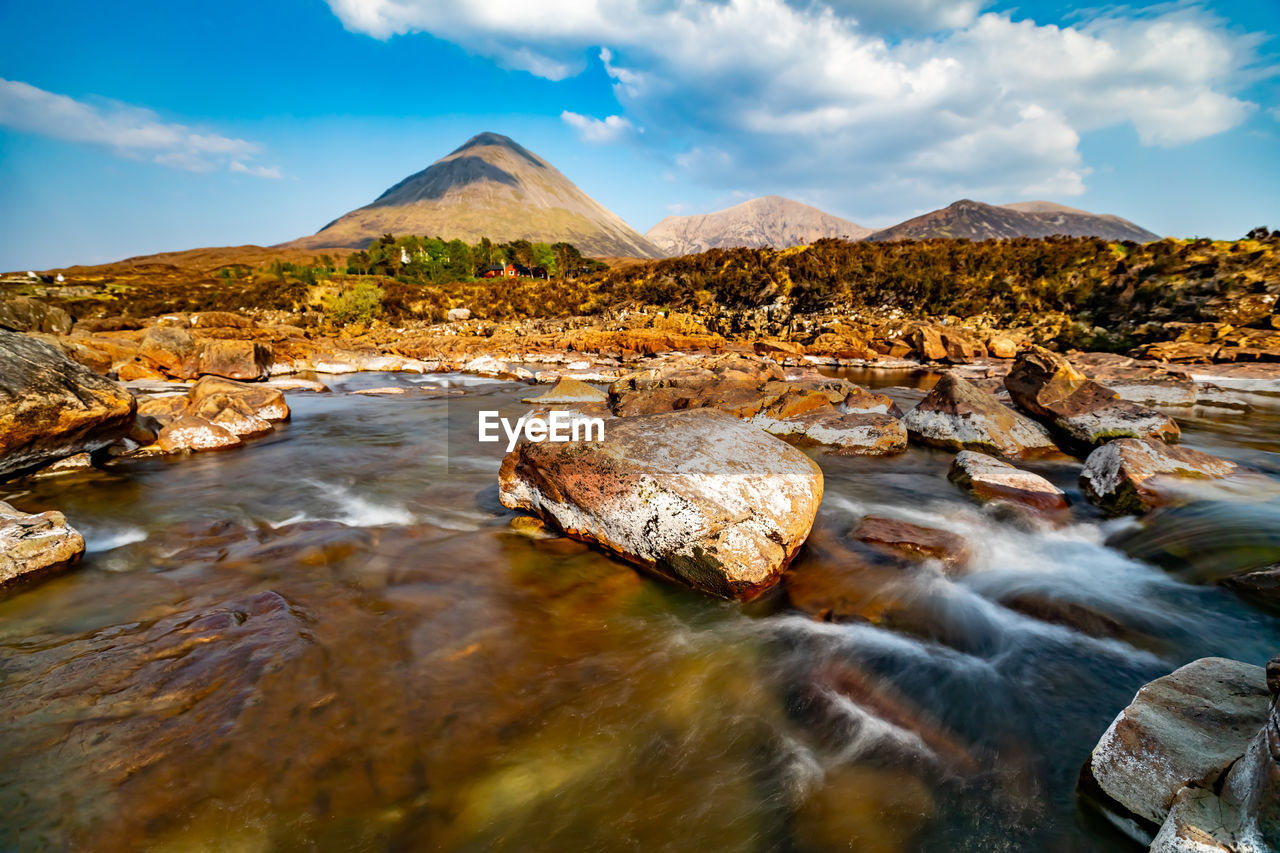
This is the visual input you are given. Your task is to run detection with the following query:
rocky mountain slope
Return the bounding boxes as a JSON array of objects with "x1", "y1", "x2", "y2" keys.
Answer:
[
  {"x1": 645, "y1": 196, "x2": 872, "y2": 255},
  {"x1": 286, "y1": 132, "x2": 663, "y2": 258},
  {"x1": 868, "y1": 199, "x2": 1160, "y2": 243}
]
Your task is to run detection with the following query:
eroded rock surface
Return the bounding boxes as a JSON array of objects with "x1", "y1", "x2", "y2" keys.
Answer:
[
  {"x1": 0, "y1": 500, "x2": 85, "y2": 587},
  {"x1": 948, "y1": 450, "x2": 1068, "y2": 511},
  {"x1": 1005, "y1": 347, "x2": 1180, "y2": 448},
  {"x1": 499, "y1": 408, "x2": 823, "y2": 600},
  {"x1": 0, "y1": 329, "x2": 137, "y2": 478},
  {"x1": 903, "y1": 373, "x2": 1058, "y2": 458},
  {"x1": 1080, "y1": 438, "x2": 1239, "y2": 514}
]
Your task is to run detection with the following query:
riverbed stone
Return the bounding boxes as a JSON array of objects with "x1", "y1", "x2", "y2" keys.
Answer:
[
  {"x1": 1085, "y1": 657, "x2": 1270, "y2": 830},
  {"x1": 1080, "y1": 438, "x2": 1239, "y2": 514},
  {"x1": 1004, "y1": 346, "x2": 1180, "y2": 448},
  {"x1": 155, "y1": 415, "x2": 243, "y2": 453},
  {"x1": 758, "y1": 410, "x2": 908, "y2": 456},
  {"x1": 0, "y1": 329, "x2": 137, "y2": 478},
  {"x1": 947, "y1": 450, "x2": 1068, "y2": 511},
  {"x1": 903, "y1": 373, "x2": 1058, "y2": 458},
  {"x1": 852, "y1": 515, "x2": 969, "y2": 572},
  {"x1": 0, "y1": 500, "x2": 85, "y2": 587},
  {"x1": 499, "y1": 408, "x2": 824, "y2": 601}
]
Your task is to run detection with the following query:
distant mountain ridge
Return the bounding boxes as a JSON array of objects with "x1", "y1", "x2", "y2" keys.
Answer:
[
  {"x1": 645, "y1": 196, "x2": 872, "y2": 255},
  {"x1": 287, "y1": 132, "x2": 664, "y2": 258},
  {"x1": 867, "y1": 199, "x2": 1160, "y2": 243}
]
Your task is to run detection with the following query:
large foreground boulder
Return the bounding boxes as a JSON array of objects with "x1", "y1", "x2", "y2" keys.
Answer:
[
  {"x1": 0, "y1": 500, "x2": 85, "y2": 587},
  {"x1": 1081, "y1": 656, "x2": 1279, "y2": 852},
  {"x1": 0, "y1": 329, "x2": 137, "y2": 478},
  {"x1": 1080, "y1": 438, "x2": 1239, "y2": 514},
  {"x1": 1005, "y1": 347, "x2": 1180, "y2": 448},
  {"x1": 499, "y1": 408, "x2": 824, "y2": 601},
  {"x1": 902, "y1": 373, "x2": 1058, "y2": 458},
  {"x1": 135, "y1": 376, "x2": 290, "y2": 455}
]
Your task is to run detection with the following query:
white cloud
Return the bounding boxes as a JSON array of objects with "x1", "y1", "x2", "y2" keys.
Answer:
[
  {"x1": 0, "y1": 78, "x2": 280, "y2": 177},
  {"x1": 561, "y1": 110, "x2": 635, "y2": 142},
  {"x1": 326, "y1": 0, "x2": 1266, "y2": 212},
  {"x1": 229, "y1": 160, "x2": 283, "y2": 179}
]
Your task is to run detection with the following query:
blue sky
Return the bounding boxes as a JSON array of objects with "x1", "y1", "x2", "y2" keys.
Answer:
[{"x1": 1, "y1": 0, "x2": 1277, "y2": 269}]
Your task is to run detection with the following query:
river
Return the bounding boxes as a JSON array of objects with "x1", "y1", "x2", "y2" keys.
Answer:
[{"x1": 2, "y1": 369, "x2": 1279, "y2": 851}]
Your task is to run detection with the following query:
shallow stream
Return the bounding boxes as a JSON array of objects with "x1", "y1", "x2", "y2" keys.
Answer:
[{"x1": 2, "y1": 369, "x2": 1279, "y2": 851}]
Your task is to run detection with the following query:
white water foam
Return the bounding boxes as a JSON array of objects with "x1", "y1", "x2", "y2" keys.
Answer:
[{"x1": 81, "y1": 525, "x2": 148, "y2": 553}]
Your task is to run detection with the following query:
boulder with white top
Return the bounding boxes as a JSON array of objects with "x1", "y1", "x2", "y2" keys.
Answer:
[
  {"x1": 947, "y1": 450, "x2": 1068, "y2": 511},
  {"x1": 1080, "y1": 438, "x2": 1239, "y2": 514}
]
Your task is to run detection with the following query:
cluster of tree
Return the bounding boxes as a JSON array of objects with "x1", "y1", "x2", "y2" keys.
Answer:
[{"x1": 342, "y1": 235, "x2": 603, "y2": 283}]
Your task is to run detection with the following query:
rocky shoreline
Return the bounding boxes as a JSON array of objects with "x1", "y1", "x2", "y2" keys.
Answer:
[{"x1": 3, "y1": 298, "x2": 1280, "y2": 851}]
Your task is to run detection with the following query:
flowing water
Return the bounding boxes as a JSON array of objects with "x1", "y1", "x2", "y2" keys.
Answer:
[{"x1": 2, "y1": 370, "x2": 1280, "y2": 852}]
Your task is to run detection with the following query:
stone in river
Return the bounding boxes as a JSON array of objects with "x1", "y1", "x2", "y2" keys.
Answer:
[
  {"x1": 1079, "y1": 438, "x2": 1239, "y2": 515},
  {"x1": 0, "y1": 499, "x2": 85, "y2": 587},
  {"x1": 136, "y1": 324, "x2": 200, "y2": 379},
  {"x1": 0, "y1": 329, "x2": 137, "y2": 478},
  {"x1": 499, "y1": 408, "x2": 823, "y2": 601},
  {"x1": 947, "y1": 450, "x2": 1069, "y2": 512},
  {"x1": 155, "y1": 415, "x2": 243, "y2": 453},
  {"x1": 902, "y1": 373, "x2": 1058, "y2": 458},
  {"x1": 1081, "y1": 656, "x2": 1273, "y2": 848},
  {"x1": 757, "y1": 410, "x2": 907, "y2": 456},
  {"x1": 851, "y1": 515, "x2": 969, "y2": 572},
  {"x1": 522, "y1": 377, "x2": 608, "y2": 404},
  {"x1": 1004, "y1": 346, "x2": 1180, "y2": 448}
]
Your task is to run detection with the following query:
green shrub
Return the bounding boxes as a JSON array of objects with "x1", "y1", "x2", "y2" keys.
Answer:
[{"x1": 325, "y1": 280, "x2": 385, "y2": 327}]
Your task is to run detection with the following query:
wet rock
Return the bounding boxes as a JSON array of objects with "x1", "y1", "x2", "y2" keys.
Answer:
[
  {"x1": 999, "y1": 593, "x2": 1127, "y2": 639},
  {"x1": 136, "y1": 324, "x2": 200, "y2": 379},
  {"x1": 189, "y1": 376, "x2": 290, "y2": 422},
  {"x1": 0, "y1": 329, "x2": 137, "y2": 478},
  {"x1": 0, "y1": 296, "x2": 73, "y2": 335},
  {"x1": 902, "y1": 373, "x2": 1058, "y2": 458},
  {"x1": 948, "y1": 450, "x2": 1068, "y2": 511},
  {"x1": 1221, "y1": 566, "x2": 1280, "y2": 612},
  {"x1": 852, "y1": 515, "x2": 968, "y2": 572},
  {"x1": 0, "y1": 500, "x2": 85, "y2": 587},
  {"x1": 759, "y1": 410, "x2": 907, "y2": 455},
  {"x1": 1004, "y1": 346, "x2": 1180, "y2": 448},
  {"x1": 155, "y1": 415, "x2": 243, "y2": 453},
  {"x1": 1080, "y1": 438, "x2": 1239, "y2": 515},
  {"x1": 1071, "y1": 353, "x2": 1201, "y2": 406},
  {"x1": 30, "y1": 452, "x2": 94, "y2": 478},
  {"x1": 1083, "y1": 657, "x2": 1271, "y2": 839},
  {"x1": 522, "y1": 377, "x2": 608, "y2": 405},
  {"x1": 196, "y1": 339, "x2": 272, "y2": 381},
  {"x1": 499, "y1": 408, "x2": 824, "y2": 601},
  {"x1": 189, "y1": 395, "x2": 273, "y2": 437}
]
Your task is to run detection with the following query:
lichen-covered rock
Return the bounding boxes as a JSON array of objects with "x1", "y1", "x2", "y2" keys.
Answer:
[
  {"x1": 1080, "y1": 438, "x2": 1239, "y2": 514},
  {"x1": 947, "y1": 450, "x2": 1068, "y2": 511},
  {"x1": 0, "y1": 500, "x2": 85, "y2": 587},
  {"x1": 136, "y1": 325, "x2": 199, "y2": 379},
  {"x1": 1083, "y1": 657, "x2": 1272, "y2": 844},
  {"x1": 0, "y1": 329, "x2": 137, "y2": 478},
  {"x1": 757, "y1": 410, "x2": 907, "y2": 456},
  {"x1": 499, "y1": 408, "x2": 823, "y2": 601},
  {"x1": 522, "y1": 377, "x2": 608, "y2": 405},
  {"x1": 155, "y1": 416, "x2": 242, "y2": 453},
  {"x1": 903, "y1": 373, "x2": 1058, "y2": 458},
  {"x1": 1005, "y1": 346, "x2": 1180, "y2": 448}
]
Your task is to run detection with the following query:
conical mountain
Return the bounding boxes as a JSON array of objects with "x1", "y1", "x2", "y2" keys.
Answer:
[
  {"x1": 287, "y1": 132, "x2": 664, "y2": 258},
  {"x1": 868, "y1": 199, "x2": 1159, "y2": 242},
  {"x1": 645, "y1": 196, "x2": 872, "y2": 256}
]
